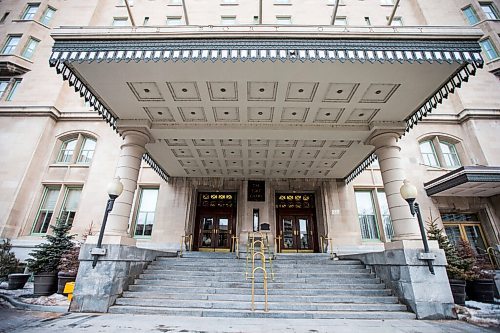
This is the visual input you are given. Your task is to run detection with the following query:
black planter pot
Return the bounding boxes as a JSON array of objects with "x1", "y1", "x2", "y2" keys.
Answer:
[
  {"x1": 33, "y1": 272, "x2": 58, "y2": 296},
  {"x1": 467, "y1": 279, "x2": 495, "y2": 303},
  {"x1": 7, "y1": 273, "x2": 31, "y2": 290},
  {"x1": 57, "y1": 272, "x2": 76, "y2": 295},
  {"x1": 449, "y1": 279, "x2": 466, "y2": 305}
]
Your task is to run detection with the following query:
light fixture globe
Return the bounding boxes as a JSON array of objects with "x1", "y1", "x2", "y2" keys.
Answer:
[
  {"x1": 400, "y1": 179, "x2": 417, "y2": 201},
  {"x1": 107, "y1": 176, "x2": 124, "y2": 198}
]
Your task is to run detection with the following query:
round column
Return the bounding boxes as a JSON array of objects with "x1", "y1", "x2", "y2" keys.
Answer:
[
  {"x1": 106, "y1": 130, "x2": 151, "y2": 237},
  {"x1": 370, "y1": 133, "x2": 421, "y2": 240}
]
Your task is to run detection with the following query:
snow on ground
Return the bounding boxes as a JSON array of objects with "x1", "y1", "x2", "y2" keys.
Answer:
[
  {"x1": 455, "y1": 300, "x2": 500, "y2": 327},
  {"x1": 0, "y1": 282, "x2": 70, "y2": 307}
]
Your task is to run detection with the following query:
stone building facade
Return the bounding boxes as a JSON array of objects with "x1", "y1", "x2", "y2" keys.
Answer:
[{"x1": 0, "y1": 0, "x2": 499, "y2": 317}]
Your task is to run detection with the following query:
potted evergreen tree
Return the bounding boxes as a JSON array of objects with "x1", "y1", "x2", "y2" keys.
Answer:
[
  {"x1": 57, "y1": 245, "x2": 80, "y2": 294},
  {"x1": 427, "y1": 218, "x2": 473, "y2": 305},
  {"x1": 26, "y1": 219, "x2": 74, "y2": 296},
  {"x1": 0, "y1": 239, "x2": 30, "y2": 290},
  {"x1": 459, "y1": 240, "x2": 496, "y2": 303}
]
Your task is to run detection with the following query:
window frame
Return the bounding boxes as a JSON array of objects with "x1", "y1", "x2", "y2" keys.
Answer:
[
  {"x1": 31, "y1": 186, "x2": 62, "y2": 235},
  {"x1": 480, "y1": 2, "x2": 499, "y2": 20},
  {"x1": 21, "y1": 3, "x2": 40, "y2": 21},
  {"x1": 133, "y1": 187, "x2": 160, "y2": 238},
  {"x1": 334, "y1": 16, "x2": 348, "y2": 26},
  {"x1": 54, "y1": 134, "x2": 97, "y2": 165},
  {"x1": 419, "y1": 136, "x2": 464, "y2": 169},
  {"x1": 40, "y1": 6, "x2": 56, "y2": 26},
  {"x1": 0, "y1": 78, "x2": 21, "y2": 101},
  {"x1": 419, "y1": 139, "x2": 440, "y2": 167},
  {"x1": 166, "y1": 16, "x2": 183, "y2": 26},
  {"x1": 442, "y1": 214, "x2": 489, "y2": 255},
  {"x1": 5, "y1": 79, "x2": 21, "y2": 101},
  {"x1": 1, "y1": 35, "x2": 22, "y2": 55},
  {"x1": 275, "y1": 16, "x2": 292, "y2": 24},
  {"x1": 462, "y1": 6, "x2": 480, "y2": 25},
  {"x1": 112, "y1": 17, "x2": 130, "y2": 26},
  {"x1": 479, "y1": 38, "x2": 499, "y2": 60},
  {"x1": 354, "y1": 188, "x2": 394, "y2": 242},
  {"x1": 58, "y1": 187, "x2": 83, "y2": 227},
  {"x1": 439, "y1": 140, "x2": 461, "y2": 168},
  {"x1": 21, "y1": 36, "x2": 40, "y2": 60}
]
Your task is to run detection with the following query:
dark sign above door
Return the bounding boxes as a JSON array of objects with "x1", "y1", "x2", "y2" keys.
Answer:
[{"x1": 248, "y1": 180, "x2": 265, "y2": 202}]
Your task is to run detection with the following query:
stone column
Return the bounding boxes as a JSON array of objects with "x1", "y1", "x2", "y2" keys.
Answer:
[
  {"x1": 370, "y1": 132, "x2": 421, "y2": 240},
  {"x1": 105, "y1": 130, "x2": 152, "y2": 240}
]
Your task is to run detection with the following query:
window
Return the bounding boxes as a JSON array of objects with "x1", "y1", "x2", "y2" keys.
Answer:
[
  {"x1": 419, "y1": 140, "x2": 440, "y2": 167},
  {"x1": 112, "y1": 17, "x2": 129, "y2": 26},
  {"x1": 57, "y1": 138, "x2": 77, "y2": 163},
  {"x1": 59, "y1": 188, "x2": 82, "y2": 226},
  {"x1": 442, "y1": 213, "x2": 489, "y2": 255},
  {"x1": 21, "y1": 3, "x2": 39, "y2": 20},
  {"x1": 32, "y1": 187, "x2": 60, "y2": 234},
  {"x1": 390, "y1": 17, "x2": 403, "y2": 26},
  {"x1": 355, "y1": 191, "x2": 380, "y2": 240},
  {"x1": 439, "y1": 141, "x2": 461, "y2": 168},
  {"x1": 355, "y1": 189, "x2": 394, "y2": 241},
  {"x1": 0, "y1": 80, "x2": 9, "y2": 98},
  {"x1": 134, "y1": 188, "x2": 159, "y2": 237},
  {"x1": 221, "y1": 16, "x2": 236, "y2": 25},
  {"x1": 40, "y1": 6, "x2": 56, "y2": 25},
  {"x1": 166, "y1": 16, "x2": 182, "y2": 25},
  {"x1": 419, "y1": 137, "x2": 462, "y2": 168},
  {"x1": 276, "y1": 16, "x2": 292, "y2": 24},
  {"x1": 77, "y1": 137, "x2": 97, "y2": 164},
  {"x1": 1, "y1": 35, "x2": 21, "y2": 55},
  {"x1": 0, "y1": 12, "x2": 10, "y2": 24},
  {"x1": 56, "y1": 134, "x2": 97, "y2": 164},
  {"x1": 462, "y1": 6, "x2": 479, "y2": 25},
  {"x1": 480, "y1": 2, "x2": 499, "y2": 19},
  {"x1": 334, "y1": 17, "x2": 347, "y2": 25},
  {"x1": 5, "y1": 79, "x2": 20, "y2": 101},
  {"x1": 381, "y1": 0, "x2": 395, "y2": 5},
  {"x1": 480, "y1": 38, "x2": 499, "y2": 60},
  {"x1": 21, "y1": 37, "x2": 39, "y2": 60}
]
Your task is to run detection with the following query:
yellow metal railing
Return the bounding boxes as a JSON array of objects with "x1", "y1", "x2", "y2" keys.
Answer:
[
  {"x1": 179, "y1": 234, "x2": 192, "y2": 257},
  {"x1": 487, "y1": 246, "x2": 500, "y2": 268},
  {"x1": 320, "y1": 235, "x2": 337, "y2": 260}
]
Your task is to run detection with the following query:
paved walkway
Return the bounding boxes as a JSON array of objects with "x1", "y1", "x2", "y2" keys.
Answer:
[{"x1": 1, "y1": 307, "x2": 499, "y2": 333}]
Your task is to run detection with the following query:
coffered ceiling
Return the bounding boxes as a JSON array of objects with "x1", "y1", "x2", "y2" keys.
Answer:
[{"x1": 72, "y1": 57, "x2": 460, "y2": 179}]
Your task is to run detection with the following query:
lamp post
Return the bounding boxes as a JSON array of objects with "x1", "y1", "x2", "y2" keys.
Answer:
[
  {"x1": 399, "y1": 179, "x2": 435, "y2": 275},
  {"x1": 92, "y1": 177, "x2": 124, "y2": 268}
]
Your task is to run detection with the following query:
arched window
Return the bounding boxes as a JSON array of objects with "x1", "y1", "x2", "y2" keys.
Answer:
[
  {"x1": 55, "y1": 134, "x2": 97, "y2": 165},
  {"x1": 419, "y1": 136, "x2": 462, "y2": 169}
]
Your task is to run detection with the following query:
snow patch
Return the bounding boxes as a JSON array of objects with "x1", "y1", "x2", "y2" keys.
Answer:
[{"x1": 455, "y1": 300, "x2": 500, "y2": 327}]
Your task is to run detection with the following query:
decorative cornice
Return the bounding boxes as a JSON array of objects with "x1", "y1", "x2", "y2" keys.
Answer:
[{"x1": 424, "y1": 166, "x2": 500, "y2": 196}]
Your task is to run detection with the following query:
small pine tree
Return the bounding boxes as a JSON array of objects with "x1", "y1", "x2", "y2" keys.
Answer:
[
  {"x1": 26, "y1": 219, "x2": 75, "y2": 274},
  {"x1": 426, "y1": 215, "x2": 472, "y2": 280},
  {"x1": 0, "y1": 239, "x2": 19, "y2": 281}
]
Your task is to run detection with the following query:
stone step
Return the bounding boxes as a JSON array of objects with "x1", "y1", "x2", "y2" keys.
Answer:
[
  {"x1": 120, "y1": 291, "x2": 399, "y2": 303},
  {"x1": 146, "y1": 265, "x2": 366, "y2": 273},
  {"x1": 128, "y1": 285, "x2": 390, "y2": 295},
  {"x1": 114, "y1": 298, "x2": 407, "y2": 312},
  {"x1": 109, "y1": 306, "x2": 416, "y2": 319},
  {"x1": 138, "y1": 272, "x2": 375, "y2": 281},
  {"x1": 134, "y1": 278, "x2": 381, "y2": 288}
]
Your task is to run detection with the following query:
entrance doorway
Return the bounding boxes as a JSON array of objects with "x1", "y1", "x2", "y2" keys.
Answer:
[
  {"x1": 276, "y1": 193, "x2": 318, "y2": 252},
  {"x1": 194, "y1": 192, "x2": 237, "y2": 252}
]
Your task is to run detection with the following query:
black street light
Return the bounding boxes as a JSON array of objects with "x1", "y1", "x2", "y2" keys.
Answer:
[
  {"x1": 92, "y1": 177, "x2": 124, "y2": 268},
  {"x1": 399, "y1": 179, "x2": 435, "y2": 275}
]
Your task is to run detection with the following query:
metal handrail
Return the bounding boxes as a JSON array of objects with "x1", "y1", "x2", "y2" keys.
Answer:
[
  {"x1": 487, "y1": 246, "x2": 500, "y2": 268},
  {"x1": 251, "y1": 251, "x2": 269, "y2": 312},
  {"x1": 179, "y1": 234, "x2": 192, "y2": 257},
  {"x1": 320, "y1": 235, "x2": 337, "y2": 260},
  {"x1": 231, "y1": 235, "x2": 240, "y2": 259}
]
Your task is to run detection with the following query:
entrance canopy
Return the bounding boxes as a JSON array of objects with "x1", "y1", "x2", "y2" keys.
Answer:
[
  {"x1": 49, "y1": 26, "x2": 483, "y2": 181},
  {"x1": 424, "y1": 166, "x2": 500, "y2": 197}
]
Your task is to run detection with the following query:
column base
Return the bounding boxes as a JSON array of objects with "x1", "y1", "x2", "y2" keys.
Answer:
[{"x1": 86, "y1": 235, "x2": 136, "y2": 246}]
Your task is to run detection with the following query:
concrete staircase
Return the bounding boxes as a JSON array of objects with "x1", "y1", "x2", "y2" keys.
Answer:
[{"x1": 109, "y1": 252, "x2": 415, "y2": 319}]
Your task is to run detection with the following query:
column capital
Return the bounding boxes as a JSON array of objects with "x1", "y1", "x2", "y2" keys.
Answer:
[
  {"x1": 366, "y1": 131, "x2": 402, "y2": 150},
  {"x1": 120, "y1": 128, "x2": 155, "y2": 148}
]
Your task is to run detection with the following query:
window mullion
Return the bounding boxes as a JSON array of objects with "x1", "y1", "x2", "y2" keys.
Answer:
[
  {"x1": 73, "y1": 134, "x2": 85, "y2": 164},
  {"x1": 432, "y1": 137, "x2": 446, "y2": 168}
]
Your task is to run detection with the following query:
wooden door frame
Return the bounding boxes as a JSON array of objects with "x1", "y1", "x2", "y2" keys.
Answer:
[
  {"x1": 276, "y1": 209, "x2": 318, "y2": 253},
  {"x1": 193, "y1": 193, "x2": 237, "y2": 252}
]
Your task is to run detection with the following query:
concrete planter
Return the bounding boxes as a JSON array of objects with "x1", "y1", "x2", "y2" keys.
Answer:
[
  {"x1": 467, "y1": 279, "x2": 495, "y2": 303},
  {"x1": 7, "y1": 273, "x2": 31, "y2": 290},
  {"x1": 448, "y1": 279, "x2": 466, "y2": 305},
  {"x1": 33, "y1": 272, "x2": 58, "y2": 296}
]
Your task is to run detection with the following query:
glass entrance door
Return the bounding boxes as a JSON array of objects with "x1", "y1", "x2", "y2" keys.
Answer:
[
  {"x1": 280, "y1": 215, "x2": 314, "y2": 252},
  {"x1": 198, "y1": 214, "x2": 232, "y2": 251}
]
